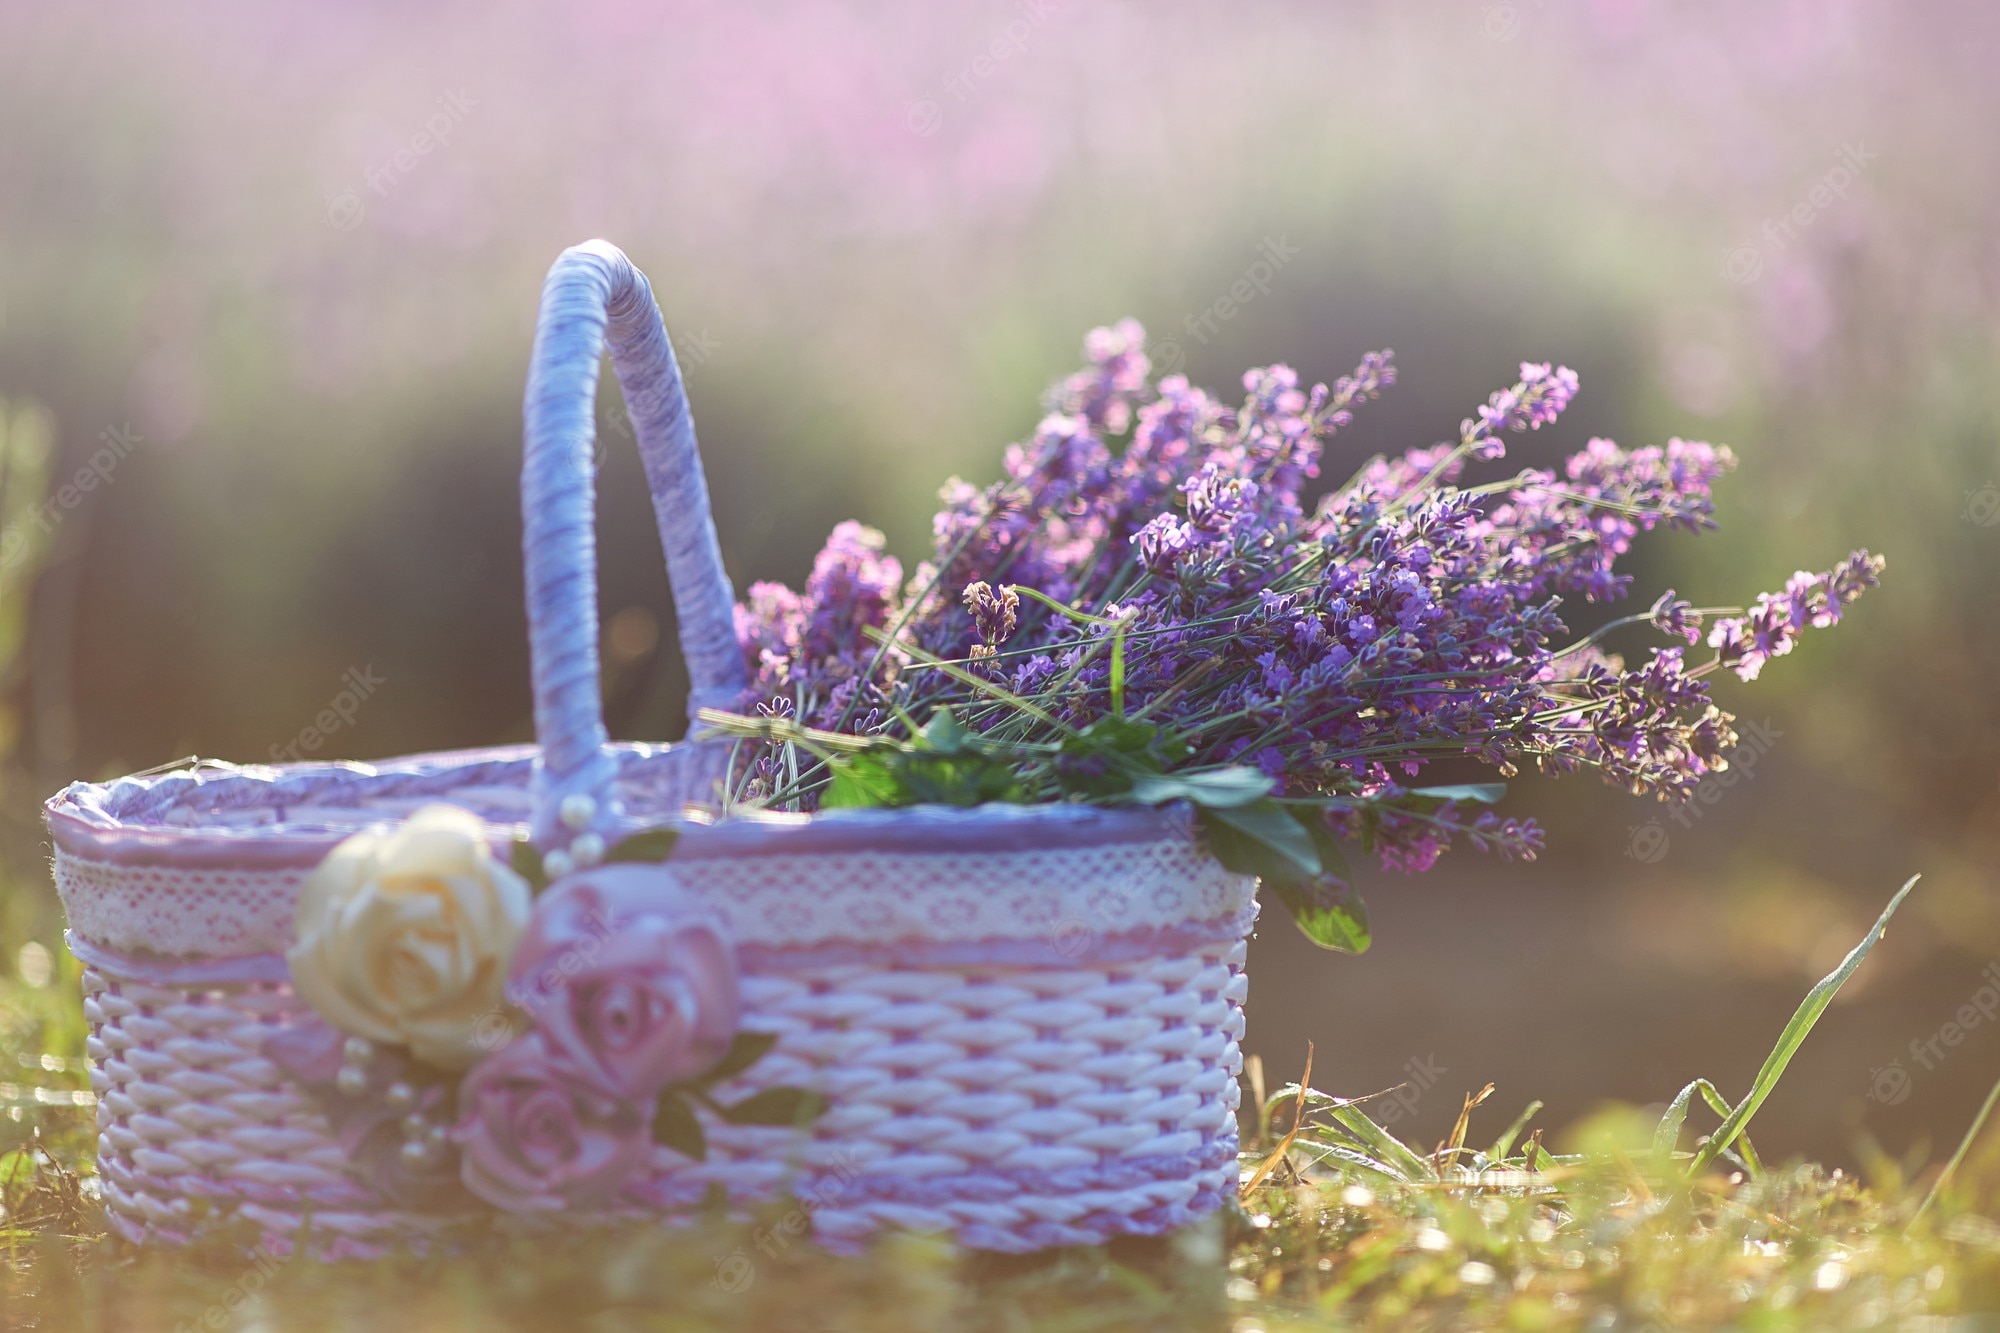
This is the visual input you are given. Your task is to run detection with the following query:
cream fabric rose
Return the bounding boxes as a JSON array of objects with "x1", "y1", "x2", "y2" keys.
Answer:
[{"x1": 287, "y1": 804, "x2": 531, "y2": 1069}]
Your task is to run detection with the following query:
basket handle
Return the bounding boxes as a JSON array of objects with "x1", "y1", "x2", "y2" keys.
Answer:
[{"x1": 522, "y1": 240, "x2": 746, "y2": 847}]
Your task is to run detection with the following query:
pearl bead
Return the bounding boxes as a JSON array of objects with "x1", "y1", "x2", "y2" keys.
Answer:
[
  {"x1": 342, "y1": 1036, "x2": 374, "y2": 1065},
  {"x1": 427, "y1": 1124, "x2": 451, "y2": 1148},
  {"x1": 559, "y1": 794, "x2": 597, "y2": 831},
  {"x1": 400, "y1": 1139, "x2": 432, "y2": 1167},
  {"x1": 571, "y1": 833, "x2": 605, "y2": 868},
  {"x1": 384, "y1": 1082, "x2": 416, "y2": 1112},
  {"x1": 402, "y1": 1112, "x2": 428, "y2": 1138},
  {"x1": 335, "y1": 1065, "x2": 368, "y2": 1097},
  {"x1": 543, "y1": 850, "x2": 575, "y2": 880}
]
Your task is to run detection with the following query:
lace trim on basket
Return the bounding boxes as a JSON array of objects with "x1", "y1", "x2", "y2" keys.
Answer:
[{"x1": 55, "y1": 836, "x2": 1256, "y2": 957}]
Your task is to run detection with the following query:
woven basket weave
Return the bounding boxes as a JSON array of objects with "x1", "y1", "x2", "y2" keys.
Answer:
[{"x1": 45, "y1": 241, "x2": 1257, "y2": 1256}]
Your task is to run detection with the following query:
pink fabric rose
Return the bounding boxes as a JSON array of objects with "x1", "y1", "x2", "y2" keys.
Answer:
[
  {"x1": 508, "y1": 864, "x2": 741, "y2": 1099},
  {"x1": 453, "y1": 1032, "x2": 646, "y2": 1211}
]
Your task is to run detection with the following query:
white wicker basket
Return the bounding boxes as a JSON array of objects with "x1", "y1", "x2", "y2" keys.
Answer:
[{"x1": 45, "y1": 242, "x2": 1258, "y2": 1256}]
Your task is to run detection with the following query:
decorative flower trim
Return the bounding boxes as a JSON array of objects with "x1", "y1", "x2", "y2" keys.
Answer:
[
  {"x1": 277, "y1": 804, "x2": 825, "y2": 1214},
  {"x1": 286, "y1": 804, "x2": 530, "y2": 1070}
]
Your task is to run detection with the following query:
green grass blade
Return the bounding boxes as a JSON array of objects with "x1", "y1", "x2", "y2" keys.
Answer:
[
  {"x1": 1488, "y1": 1100, "x2": 1544, "y2": 1162},
  {"x1": 1911, "y1": 1071, "x2": 2000, "y2": 1229},
  {"x1": 1656, "y1": 1078, "x2": 1767, "y2": 1175},
  {"x1": 1109, "y1": 619, "x2": 1127, "y2": 719},
  {"x1": 861, "y1": 624, "x2": 1073, "y2": 734},
  {"x1": 1655, "y1": 1079, "x2": 1729, "y2": 1161},
  {"x1": 1655, "y1": 1080, "x2": 1705, "y2": 1161},
  {"x1": 1297, "y1": 1133, "x2": 1413, "y2": 1185},
  {"x1": 1327, "y1": 1104, "x2": 1436, "y2": 1183},
  {"x1": 1686, "y1": 874, "x2": 1920, "y2": 1177}
]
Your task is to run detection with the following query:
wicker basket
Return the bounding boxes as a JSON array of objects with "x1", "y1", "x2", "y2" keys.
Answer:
[{"x1": 45, "y1": 241, "x2": 1257, "y2": 1256}]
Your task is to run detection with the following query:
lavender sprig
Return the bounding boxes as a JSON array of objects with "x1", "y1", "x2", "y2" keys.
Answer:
[{"x1": 718, "y1": 321, "x2": 1885, "y2": 948}]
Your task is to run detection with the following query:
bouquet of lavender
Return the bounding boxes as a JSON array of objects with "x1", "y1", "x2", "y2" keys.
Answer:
[{"x1": 705, "y1": 321, "x2": 1882, "y2": 954}]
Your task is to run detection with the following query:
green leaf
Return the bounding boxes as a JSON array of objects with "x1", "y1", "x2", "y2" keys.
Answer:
[
  {"x1": 1072, "y1": 716, "x2": 1162, "y2": 757},
  {"x1": 1407, "y1": 783, "x2": 1507, "y2": 805},
  {"x1": 1685, "y1": 874, "x2": 1920, "y2": 1176},
  {"x1": 918, "y1": 707, "x2": 972, "y2": 753},
  {"x1": 1126, "y1": 766, "x2": 1275, "y2": 811},
  {"x1": 1071, "y1": 717, "x2": 1191, "y2": 767},
  {"x1": 698, "y1": 1031, "x2": 779, "y2": 1085},
  {"x1": 1303, "y1": 820, "x2": 1353, "y2": 881},
  {"x1": 1230, "y1": 812, "x2": 1367, "y2": 952},
  {"x1": 604, "y1": 827, "x2": 679, "y2": 864},
  {"x1": 1269, "y1": 874, "x2": 1371, "y2": 954},
  {"x1": 509, "y1": 839, "x2": 548, "y2": 895},
  {"x1": 718, "y1": 1087, "x2": 828, "y2": 1128},
  {"x1": 1199, "y1": 800, "x2": 1322, "y2": 882},
  {"x1": 1054, "y1": 718, "x2": 1199, "y2": 801},
  {"x1": 894, "y1": 751, "x2": 1023, "y2": 807},
  {"x1": 821, "y1": 750, "x2": 908, "y2": 809},
  {"x1": 0, "y1": 1149, "x2": 36, "y2": 1186},
  {"x1": 652, "y1": 1091, "x2": 707, "y2": 1161}
]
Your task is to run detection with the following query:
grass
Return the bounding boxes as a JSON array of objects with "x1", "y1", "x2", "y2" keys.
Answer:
[{"x1": 6, "y1": 876, "x2": 2000, "y2": 1330}]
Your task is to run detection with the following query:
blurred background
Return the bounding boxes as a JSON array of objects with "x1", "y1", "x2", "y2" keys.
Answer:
[{"x1": 1, "y1": 0, "x2": 1996, "y2": 1166}]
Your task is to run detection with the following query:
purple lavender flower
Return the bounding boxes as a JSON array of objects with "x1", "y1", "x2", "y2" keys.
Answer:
[
  {"x1": 1181, "y1": 460, "x2": 1256, "y2": 532},
  {"x1": 1484, "y1": 437, "x2": 1735, "y2": 602},
  {"x1": 801, "y1": 521, "x2": 903, "y2": 667},
  {"x1": 719, "y1": 326, "x2": 1880, "y2": 892},
  {"x1": 1134, "y1": 513, "x2": 1195, "y2": 575},
  {"x1": 1463, "y1": 362, "x2": 1580, "y2": 461},
  {"x1": 1319, "y1": 350, "x2": 1397, "y2": 435},
  {"x1": 1467, "y1": 813, "x2": 1544, "y2": 861},
  {"x1": 731, "y1": 521, "x2": 904, "y2": 714},
  {"x1": 962, "y1": 581, "x2": 1020, "y2": 658},
  {"x1": 734, "y1": 581, "x2": 803, "y2": 681},
  {"x1": 1050, "y1": 318, "x2": 1151, "y2": 435},
  {"x1": 1707, "y1": 550, "x2": 1884, "y2": 681},
  {"x1": 1648, "y1": 590, "x2": 1703, "y2": 644}
]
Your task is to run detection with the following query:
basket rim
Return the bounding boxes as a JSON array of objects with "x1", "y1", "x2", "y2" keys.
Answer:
[{"x1": 47, "y1": 744, "x2": 1198, "y2": 870}]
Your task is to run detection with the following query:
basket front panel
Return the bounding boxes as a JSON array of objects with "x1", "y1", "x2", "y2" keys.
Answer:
[
  {"x1": 80, "y1": 943, "x2": 1249, "y2": 1254},
  {"x1": 64, "y1": 823, "x2": 1257, "y2": 1254}
]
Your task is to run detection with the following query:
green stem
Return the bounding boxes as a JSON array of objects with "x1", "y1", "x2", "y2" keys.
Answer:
[{"x1": 1911, "y1": 1073, "x2": 2000, "y2": 1230}]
